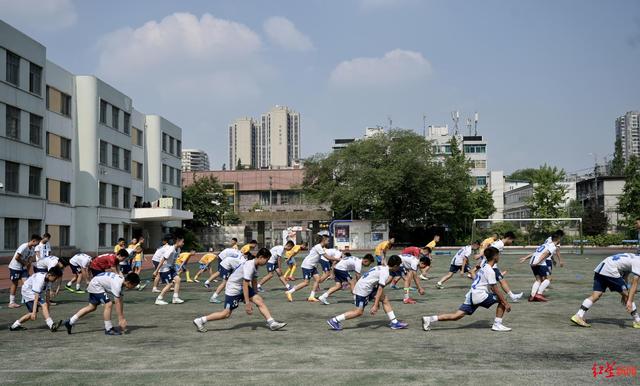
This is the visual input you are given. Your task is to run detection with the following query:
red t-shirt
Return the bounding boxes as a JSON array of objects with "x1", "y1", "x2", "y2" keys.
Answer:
[
  {"x1": 90, "y1": 254, "x2": 117, "y2": 270},
  {"x1": 402, "y1": 246, "x2": 421, "y2": 257}
]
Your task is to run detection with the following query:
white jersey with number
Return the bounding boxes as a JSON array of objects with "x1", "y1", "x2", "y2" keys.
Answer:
[
  {"x1": 399, "y1": 254, "x2": 419, "y2": 271},
  {"x1": 221, "y1": 254, "x2": 246, "y2": 271},
  {"x1": 451, "y1": 245, "x2": 472, "y2": 266},
  {"x1": 335, "y1": 256, "x2": 363, "y2": 274},
  {"x1": 269, "y1": 245, "x2": 285, "y2": 264},
  {"x1": 322, "y1": 248, "x2": 342, "y2": 263},
  {"x1": 9, "y1": 243, "x2": 34, "y2": 270},
  {"x1": 152, "y1": 244, "x2": 169, "y2": 262},
  {"x1": 87, "y1": 272, "x2": 124, "y2": 298},
  {"x1": 594, "y1": 253, "x2": 640, "y2": 279},
  {"x1": 218, "y1": 248, "x2": 242, "y2": 262},
  {"x1": 225, "y1": 259, "x2": 258, "y2": 296},
  {"x1": 465, "y1": 263, "x2": 497, "y2": 304},
  {"x1": 301, "y1": 243, "x2": 325, "y2": 269},
  {"x1": 353, "y1": 266, "x2": 389, "y2": 297},
  {"x1": 35, "y1": 242, "x2": 51, "y2": 260},
  {"x1": 36, "y1": 255, "x2": 59, "y2": 271},
  {"x1": 529, "y1": 243, "x2": 557, "y2": 266},
  {"x1": 70, "y1": 253, "x2": 92, "y2": 268},
  {"x1": 21, "y1": 272, "x2": 48, "y2": 302}
]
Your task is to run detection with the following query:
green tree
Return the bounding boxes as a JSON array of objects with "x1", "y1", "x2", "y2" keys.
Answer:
[
  {"x1": 610, "y1": 137, "x2": 625, "y2": 176},
  {"x1": 507, "y1": 168, "x2": 539, "y2": 182},
  {"x1": 470, "y1": 187, "x2": 496, "y2": 219},
  {"x1": 527, "y1": 165, "x2": 568, "y2": 218},
  {"x1": 563, "y1": 199, "x2": 584, "y2": 218},
  {"x1": 236, "y1": 158, "x2": 242, "y2": 170},
  {"x1": 182, "y1": 176, "x2": 233, "y2": 230},
  {"x1": 582, "y1": 205, "x2": 608, "y2": 236},
  {"x1": 618, "y1": 156, "x2": 640, "y2": 228}
]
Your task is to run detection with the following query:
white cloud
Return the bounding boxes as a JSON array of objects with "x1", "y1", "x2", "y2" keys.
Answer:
[
  {"x1": 329, "y1": 49, "x2": 432, "y2": 88},
  {"x1": 263, "y1": 16, "x2": 314, "y2": 52},
  {"x1": 0, "y1": 0, "x2": 77, "y2": 30}
]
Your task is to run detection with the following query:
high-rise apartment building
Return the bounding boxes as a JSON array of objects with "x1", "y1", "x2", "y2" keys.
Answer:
[
  {"x1": 615, "y1": 111, "x2": 640, "y2": 162},
  {"x1": 182, "y1": 149, "x2": 210, "y2": 171}
]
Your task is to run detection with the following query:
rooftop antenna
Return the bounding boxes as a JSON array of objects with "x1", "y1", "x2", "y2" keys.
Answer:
[
  {"x1": 474, "y1": 112, "x2": 479, "y2": 135},
  {"x1": 465, "y1": 118, "x2": 473, "y2": 136},
  {"x1": 423, "y1": 114, "x2": 427, "y2": 137},
  {"x1": 451, "y1": 110, "x2": 460, "y2": 135}
]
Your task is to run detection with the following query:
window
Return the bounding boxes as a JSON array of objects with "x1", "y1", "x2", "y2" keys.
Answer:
[
  {"x1": 162, "y1": 165, "x2": 167, "y2": 183},
  {"x1": 4, "y1": 218, "x2": 19, "y2": 250},
  {"x1": 134, "y1": 195, "x2": 143, "y2": 207},
  {"x1": 123, "y1": 112, "x2": 130, "y2": 135},
  {"x1": 123, "y1": 150, "x2": 131, "y2": 172},
  {"x1": 169, "y1": 137, "x2": 175, "y2": 154},
  {"x1": 6, "y1": 105, "x2": 20, "y2": 140},
  {"x1": 177, "y1": 140, "x2": 181, "y2": 156},
  {"x1": 99, "y1": 182, "x2": 107, "y2": 206},
  {"x1": 5, "y1": 161, "x2": 19, "y2": 193},
  {"x1": 132, "y1": 127, "x2": 143, "y2": 146},
  {"x1": 169, "y1": 167, "x2": 175, "y2": 185},
  {"x1": 6, "y1": 51, "x2": 20, "y2": 86},
  {"x1": 100, "y1": 100, "x2": 107, "y2": 124},
  {"x1": 99, "y1": 140, "x2": 107, "y2": 164},
  {"x1": 61, "y1": 137, "x2": 71, "y2": 160},
  {"x1": 476, "y1": 176, "x2": 487, "y2": 186},
  {"x1": 46, "y1": 86, "x2": 71, "y2": 117},
  {"x1": 60, "y1": 181, "x2": 70, "y2": 204},
  {"x1": 99, "y1": 223, "x2": 106, "y2": 246},
  {"x1": 29, "y1": 63, "x2": 42, "y2": 95},
  {"x1": 123, "y1": 224, "x2": 130, "y2": 240},
  {"x1": 123, "y1": 187, "x2": 130, "y2": 209},
  {"x1": 29, "y1": 114, "x2": 42, "y2": 146},
  {"x1": 28, "y1": 219, "x2": 41, "y2": 237},
  {"x1": 111, "y1": 185, "x2": 119, "y2": 208},
  {"x1": 176, "y1": 169, "x2": 181, "y2": 185},
  {"x1": 59, "y1": 225, "x2": 70, "y2": 246},
  {"x1": 162, "y1": 133, "x2": 168, "y2": 151},
  {"x1": 111, "y1": 224, "x2": 119, "y2": 246},
  {"x1": 28, "y1": 166, "x2": 41, "y2": 196},
  {"x1": 111, "y1": 145, "x2": 119, "y2": 168},
  {"x1": 463, "y1": 144, "x2": 486, "y2": 154},
  {"x1": 132, "y1": 161, "x2": 143, "y2": 180},
  {"x1": 46, "y1": 179, "x2": 69, "y2": 204},
  {"x1": 111, "y1": 106, "x2": 119, "y2": 130}
]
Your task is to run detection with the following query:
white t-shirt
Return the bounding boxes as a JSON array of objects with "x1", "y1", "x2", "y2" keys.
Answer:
[
  {"x1": 225, "y1": 259, "x2": 258, "y2": 296},
  {"x1": 335, "y1": 256, "x2": 364, "y2": 274},
  {"x1": 221, "y1": 254, "x2": 246, "y2": 271},
  {"x1": 301, "y1": 243, "x2": 325, "y2": 269},
  {"x1": 34, "y1": 241, "x2": 51, "y2": 260},
  {"x1": 269, "y1": 245, "x2": 285, "y2": 264},
  {"x1": 9, "y1": 243, "x2": 34, "y2": 270},
  {"x1": 218, "y1": 248, "x2": 242, "y2": 261},
  {"x1": 70, "y1": 253, "x2": 92, "y2": 268},
  {"x1": 399, "y1": 254, "x2": 419, "y2": 271},
  {"x1": 544, "y1": 237, "x2": 559, "y2": 261},
  {"x1": 21, "y1": 272, "x2": 48, "y2": 302},
  {"x1": 158, "y1": 246, "x2": 178, "y2": 273},
  {"x1": 451, "y1": 245, "x2": 472, "y2": 266},
  {"x1": 465, "y1": 263, "x2": 498, "y2": 304},
  {"x1": 529, "y1": 243, "x2": 557, "y2": 266},
  {"x1": 36, "y1": 255, "x2": 59, "y2": 271},
  {"x1": 120, "y1": 247, "x2": 135, "y2": 266},
  {"x1": 322, "y1": 248, "x2": 342, "y2": 263},
  {"x1": 595, "y1": 253, "x2": 640, "y2": 279},
  {"x1": 480, "y1": 240, "x2": 506, "y2": 266},
  {"x1": 353, "y1": 266, "x2": 389, "y2": 297},
  {"x1": 87, "y1": 272, "x2": 124, "y2": 298},
  {"x1": 152, "y1": 244, "x2": 168, "y2": 262}
]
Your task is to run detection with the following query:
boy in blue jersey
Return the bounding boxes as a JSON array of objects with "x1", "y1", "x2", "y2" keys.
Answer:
[{"x1": 9, "y1": 267, "x2": 64, "y2": 332}]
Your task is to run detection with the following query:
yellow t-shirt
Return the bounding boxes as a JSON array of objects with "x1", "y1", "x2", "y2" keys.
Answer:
[
  {"x1": 240, "y1": 244, "x2": 252, "y2": 254},
  {"x1": 114, "y1": 244, "x2": 124, "y2": 253},
  {"x1": 199, "y1": 253, "x2": 217, "y2": 265},
  {"x1": 374, "y1": 241, "x2": 391, "y2": 256},
  {"x1": 176, "y1": 252, "x2": 193, "y2": 265},
  {"x1": 481, "y1": 237, "x2": 496, "y2": 249},
  {"x1": 129, "y1": 243, "x2": 143, "y2": 262},
  {"x1": 426, "y1": 240, "x2": 437, "y2": 250},
  {"x1": 285, "y1": 245, "x2": 302, "y2": 259}
]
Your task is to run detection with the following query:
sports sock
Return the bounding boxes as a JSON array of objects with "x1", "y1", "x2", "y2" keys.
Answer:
[
  {"x1": 204, "y1": 280, "x2": 210, "y2": 285},
  {"x1": 290, "y1": 265, "x2": 297, "y2": 276},
  {"x1": 186, "y1": 271, "x2": 192, "y2": 281},
  {"x1": 67, "y1": 281, "x2": 73, "y2": 286},
  {"x1": 335, "y1": 314, "x2": 346, "y2": 322},
  {"x1": 494, "y1": 317, "x2": 503, "y2": 325},
  {"x1": 198, "y1": 316, "x2": 208, "y2": 324},
  {"x1": 577, "y1": 298, "x2": 593, "y2": 318},
  {"x1": 429, "y1": 315, "x2": 438, "y2": 322},
  {"x1": 320, "y1": 292, "x2": 328, "y2": 299},
  {"x1": 309, "y1": 291, "x2": 316, "y2": 298},
  {"x1": 9, "y1": 295, "x2": 15, "y2": 304},
  {"x1": 135, "y1": 284, "x2": 140, "y2": 289},
  {"x1": 211, "y1": 292, "x2": 218, "y2": 299},
  {"x1": 266, "y1": 318, "x2": 275, "y2": 325},
  {"x1": 45, "y1": 318, "x2": 53, "y2": 328},
  {"x1": 156, "y1": 295, "x2": 163, "y2": 300},
  {"x1": 538, "y1": 279, "x2": 550, "y2": 294},
  {"x1": 70, "y1": 314, "x2": 80, "y2": 325},
  {"x1": 11, "y1": 321, "x2": 21, "y2": 328},
  {"x1": 436, "y1": 281, "x2": 442, "y2": 286},
  {"x1": 285, "y1": 283, "x2": 291, "y2": 290},
  {"x1": 287, "y1": 288, "x2": 296, "y2": 294},
  {"x1": 530, "y1": 281, "x2": 541, "y2": 297},
  {"x1": 508, "y1": 291, "x2": 515, "y2": 297},
  {"x1": 104, "y1": 320, "x2": 113, "y2": 330},
  {"x1": 387, "y1": 311, "x2": 398, "y2": 324},
  {"x1": 630, "y1": 303, "x2": 640, "y2": 322},
  {"x1": 75, "y1": 283, "x2": 81, "y2": 290},
  {"x1": 173, "y1": 293, "x2": 179, "y2": 299}
]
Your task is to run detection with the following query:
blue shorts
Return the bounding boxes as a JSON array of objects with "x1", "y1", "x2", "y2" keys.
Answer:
[
  {"x1": 218, "y1": 266, "x2": 231, "y2": 280},
  {"x1": 593, "y1": 272, "x2": 628, "y2": 293},
  {"x1": 160, "y1": 269, "x2": 177, "y2": 284},
  {"x1": 120, "y1": 264, "x2": 132, "y2": 274},
  {"x1": 25, "y1": 298, "x2": 45, "y2": 312},
  {"x1": 199, "y1": 263, "x2": 210, "y2": 271},
  {"x1": 133, "y1": 261, "x2": 142, "y2": 268},
  {"x1": 266, "y1": 262, "x2": 279, "y2": 273},
  {"x1": 89, "y1": 292, "x2": 111, "y2": 305},
  {"x1": 70, "y1": 264, "x2": 82, "y2": 274},
  {"x1": 531, "y1": 265, "x2": 549, "y2": 278},
  {"x1": 174, "y1": 264, "x2": 184, "y2": 272},
  {"x1": 375, "y1": 255, "x2": 383, "y2": 265},
  {"x1": 333, "y1": 268, "x2": 351, "y2": 283},
  {"x1": 9, "y1": 268, "x2": 29, "y2": 282},
  {"x1": 449, "y1": 264, "x2": 470, "y2": 273},
  {"x1": 354, "y1": 288, "x2": 377, "y2": 309},
  {"x1": 224, "y1": 287, "x2": 256, "y2": 311},
  {"x1": 152, "y1": 260, "x2": 160, "y2": 269},
  {"x1": 390, "y1": 267, "x2": 407, "y2": 278},
  {"x1": 34, "y1": 267, "x2": 48, "y2": 273},
  {"x1": 546, "y1": 259, "x2": 553, "y2": 273},
  {"x1": 90, "y1": 268, "x2": 104, "y2": 277},
  {"x1": 302, "y1": 267, "x2": 318, "y2": 280},
  {"x1": 493, "y1": 267, "x2": 504, "y2": 281},
  {"x1": 320, "y1": 260, "x2": 332, "y2": 273},
  {"x1": 459, "y1": 294, "x2": 498, "y2": 315},
  {"x1": 285, "y1": 258, "x2": 295, "y2": 266}
]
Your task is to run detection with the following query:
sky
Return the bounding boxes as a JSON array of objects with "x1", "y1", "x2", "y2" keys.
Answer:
[{"x1": 2, "y1": 0, "x2": 640, "y2": 175}]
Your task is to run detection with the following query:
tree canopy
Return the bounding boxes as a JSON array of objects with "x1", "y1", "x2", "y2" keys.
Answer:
[
  {"x1": 527, "y1": 164, "x2": 568, "y2": 218},
  {"x1": 182, "y1": 175, "x2": 237, "y2": 229},
  {"x1": 618, "y1": 155, "x2": 640, "y2": 229},
  {"x1": 507, "y1": 168, "x2": 539, "y2": 182}
]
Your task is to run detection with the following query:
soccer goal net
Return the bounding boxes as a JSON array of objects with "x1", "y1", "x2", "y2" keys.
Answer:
[{"x1": 471, "y1": 218, "x2": 584, "y2": 254}]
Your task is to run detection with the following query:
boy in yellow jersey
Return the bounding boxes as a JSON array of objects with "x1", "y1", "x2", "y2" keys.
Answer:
[
  {"x1": 240, "y1": 240, "x2": 257, "y2": 255},
  {"x1": 131, "y1": 236, "x2": 145, "y2": 275},
  {"x1": 114, "y1": 238, "x2": 126, "y2": 253},
  {"x1": 283, "y1": 242, "x2": 307, "y2": 281},
  {"x1": 420, "y1": 235, "x2": 440, "y2": 280},
  {"x1": 374, "y1": 237, "x2": 395, "y2": 266},
  {"x1": 175, "y1": 250, "x2": 197, "y2": 282},
  {"x1": 193, "y1": 251, "x2": 217, "y2": 283}
]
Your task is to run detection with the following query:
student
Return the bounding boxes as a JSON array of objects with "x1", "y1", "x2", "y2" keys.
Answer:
[
  {"x1": 153, "y1": 237, "x2": 185, "y2": 305},
  {"x1": 114, "y1": 238, "x2": 126, "y2": 254},
  {"x1": 230, "y1": 237, "x2": 239, "y2": 250},
  {"x1": 475, "y1": 233, "x2": 498, "y2": 259},
  {"x1": 257, "y1": 241, "x2": 295, "y2": 292},
  {"x1": 544, "y1": 230, "x2": 565, "y2": 280},
  {"x1": 130, "y1": 236, "x2": 145, "y2": 275},
  {"x1": 151, "y1": 236, "x2": 171, "y2": 292},
  {"x1": 394, "y1": 254, "x2": 428, "y2": 304},
  {"x1": 374, "y1": 237, "x2": 394, "y2": 265},
  {"x1": 9, "y1": 266, "x2": 64, "y2": 332},
  {"x1": 570, "y1": 253, "x2": 640, "y2": 328},
  {"x1": 193, "y1": 251, "x2": 217, "y2": 283},
  {"x1": 203, "y1": 247, "x2": 243, "y2": 289},
  {"x1": 422, "y1": 247, "x2": 512, "y2": 332},
  {"x1": 89, "y1": 249, "x2": 129, "y2": 277},
  {"x1": 34, "y1": 254, "x2": 66, "y2": 304},
  {"x1": 326, "y1": 255, "x2": 408, "y2": 331},
  {"x1": 193, "y1": 248, "x2": 287, "y2": 332},
  {"x1": 318, "y1": 248, "x2": 343, "y2": 284},
  {"x1": 283, "y1": 242, "x2": 306, "y2": 281},
  {"x1": 175, "y1": 250, "x2": 196, "y2": 282},
  {"x1": 240, "y1": 240, "x2": 258, "y2": 255},
  {"x1": 436, "y1": 241, "x2": 480, "y2": 289},
  {"x1": 66, "y1": 252, "x2": 93, "y2": 293},
  {"x1": 477, "y1": 232, "x2": 523, "y2": 302},
  {"x1": 286, "y1": 236, "x2": 340, "y2": 302},
  {"x1": 34, "y1": 233, "x2": 51, "y2": 261},
  {"x1": 419, "y1": 235, "x2": 440, "y2": 280},
  {"x1": 519, "y1": 235, "x2": 561, "y2": 302},
  {"x1": 318, "y1": 253, "x2": 375, "y2": 305},
  {"x1": 209, "y1": 249, "x2": 246, "y2": 304},
  {"x1": 63, "y1": 272, "x2": 140, "y2": 335},
  {"x1": 8, "y1": 234, "x2": 41, "y2": 308}
]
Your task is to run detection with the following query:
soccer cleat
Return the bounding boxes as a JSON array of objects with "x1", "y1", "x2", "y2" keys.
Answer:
[
  {"x1": 419, "y1": 274, "x2": 429, "y2": 281},
  {"x1": 533, "y1": 294, "x2": 547, "y2": 302},
  {"x1": 193, "y1": 319, "x2": 207, "y2": 333},
  {"x1": 319, "y1": 297, "x2": 330, "y2": 305},
  {"x1": 209, "y1": 297, "x2": 221, "y2": 304},
  {"x1": 307, "y1": 297, "x2": 320, "y2": 303},
  {"x1": 172, "y1": 297, "x2": 185, "y2": 304},
  {"x1": 104, "y1": 328, "x2": 122, "y2": 336},
  {"x1": 63, "y1": 320, "x2": 73, "y2": 334},
  {"x1": 422, "y1": 316, "x2": 431, "y2": 331},
  {"x1": 65, "y1": 284, "x2": 76, "y2": 293},
  {"x1": 186, "y1": 279, "x2": 194, "y2": 283},
  {"x1": 257, "y1": 286, "x2": 265, "y2": 293},
  {"x1": 137, "y1": 281, "x2": 149, "y2": 291},
  {"x1": 152, "y1": 288, "x2": 161, "y2": 293},
  {"x1": 633, "y1": 321, "x2": 640, "y2": 329},
  {"x1": 50, "y1": 320, "x2": 63, "y2": 332},
  {"x1": 491, "y1": 323, "x2": 512, "y2": 332},
  {"x1": 269, "y1": 321, "x2": 287, "y2": 331},
  {"x1": 155, "y1": 299, "x2": 169, "y2": 305},
  {"x1": 75, "y1": 289, "x2": 86, "y2": 294},
  {"x1": 510, "y1": 292, "x2": 524, "y2": 301},
  {"x1": 389, "y1": 320, "x2": 409, "y2": 330},
  {"x1": 49, "y1": 301, "x2": 58, "y2": 306},
  {"x1": 9, "y1": 325, "x2": 27, "y2": 331},
  {"x1": 390, "y1": 284, "x2": 400, "y2": 290},
  {"x1": 403, "y1": 298, "x2": 417, "y2": 304},
  {"x1": 326, "y1": 319, "x2": 342, "y2": 331},
  {"x1": 436, "y1": 283, "x2": 444, "y2": 289},
  {"x1": 528, "y1": 296, "x2": 536, "y2": 302},
  {"x1": 193, "y1": 279, "x2": 200, "y2": 283},
  {"x1": 203, "y1": 282, "x2": 211, "y2": 289},
  {"x1": 570, "y1": 315, "x2": 591, "y2": 327},
  {"x1": 286, "y1": 292, "x2": 293, "y2": 302},
  {"x1": 8, "y1": 303, "x2": 21, "y2": 309}
]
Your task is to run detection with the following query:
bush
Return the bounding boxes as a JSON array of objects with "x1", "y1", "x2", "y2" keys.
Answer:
[{"x1": 584, "y1": 233, "x2": 626, "y2": 247}]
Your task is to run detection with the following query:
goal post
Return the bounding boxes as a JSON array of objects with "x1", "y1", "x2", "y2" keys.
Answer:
[{"x1": 471, "y1": 218, "x2": 584, "y2": 255}]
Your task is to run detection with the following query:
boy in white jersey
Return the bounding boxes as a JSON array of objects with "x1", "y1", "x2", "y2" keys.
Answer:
[
  {"x1": 34, "y1": 233, "x2": 51, "y2": 261},
  {"x1": 326, "y1": 255, "x2": 408, "y2": 330},
  {"x1": 257, "y1": 241, "x2": 295, "y2": 292},
  {"x1": 571, "y1": 253, "x2": 640, "y2": 328},
  {"x1": 8, "y1": 234, "x2": 41, "y2": 308},
  {"x1": 209, "y1": 249, "x2": 246, "y2": 304},
  {"x1": 66, "y1": 252, "x2": 93, "y2": 293},
  {"x1": 193, "y1": 248, "x2": 287, "y2": 332},
  {"x1": 519, "y1": 234, "x2": 560, "y2": 302},
  {"x1": 34, "y1": 255, "x2": 66, "y2": 304},
  {"x1": 286, "y1": 236, "x2": 340, "y2": 302},
  {"x1": 436, "y1": 241, "x2": 480, "y2": 289},
  {"x1": 153, "y1": 237, "x2": 185, "y2": 305},
  {"x1": 318, "y1": 248, "x2": 343, "y2": 284},
  {"x1": 473, "y1": 232, "x2": 523, "y2": 302},
  {"x1": 63, "y1": 272, "x2": 140, "y2": 335},
  {"x1": 392, "y1": 254, "x2": 428, "y2": 304},
  {"x1": 544, "y1": 230, "x2": 565, "y2": 280},
  {"x1": 422, "y1": 247, "x2": 512, "y2": 332},
  {"x1": 150, "y1": 236, "x2": 170, "y2": 292},
  {"x1": 204, "y1": 247, "x2": 245, "y2": 288},
  {"x1": 9, "y1": 267, "x2": 64, "y2": 332},
  {"x1": 318, "y1": 253, "x2": 375, "y2": 305}
]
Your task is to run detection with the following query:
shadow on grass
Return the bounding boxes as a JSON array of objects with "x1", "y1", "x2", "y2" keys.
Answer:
[
  {"x1": 584, "y1": 318, "x2": 627, "y2": 328},
  {"x1": 205, "y1": 321, "x2": 282, "y2": 331},
  {"x1": 424, "y1": 320, "x2": 493, "y2": 331}
]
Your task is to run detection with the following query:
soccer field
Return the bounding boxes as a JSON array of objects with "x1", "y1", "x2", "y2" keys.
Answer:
[{"x1": 0, "y1": 249, "x2": 638, "y2": 385}]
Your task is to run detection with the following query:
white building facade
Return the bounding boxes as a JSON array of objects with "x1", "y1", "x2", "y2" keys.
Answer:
[{"x1": 182, "y1": 148, "x2": 210, "y2": 171}]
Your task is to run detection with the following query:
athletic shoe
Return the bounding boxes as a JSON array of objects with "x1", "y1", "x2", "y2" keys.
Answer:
[
  {"x1": 319, "y1": 297, "x2": 330, "y2": 305},
  {"x1": 137, "y1": 281, "x2": 149, "y2": 291},
  {"x1": 193, "y1": 279, "x2": 200, "y2": 283},
  {"x1": 203, "y1": 282, "x2": 211, "y2": 289},
  {"x1": 390, "y1": 284, "x2": 400, "y2": 290},
  {"x1": 209, "y1": 297, "x2": 221, "y2": 304},
  {"x1": 570, "y1": 314, "x2": 591, "y2": 327},
  {"x1": 419, "y1": 274, "x2": 429, "y2": 281},
  {"x1": 155, "y1": 299, "x2": 168, "y2": 305},
  {"x1": 193, "y1": 319, "x2": 207, "y2": 333},
  {"x1": 533, "y1": 294, "x2": 547, "y2": 302},
  {"x1": 491, "y1": 323, "x2": 512, "y2": 332},
  {"x1": 307, "y1": 297, "x2": 320, "y2": 303},
  {"x1": 104, "y1": 328, "x2": 122, "y2": 336},
  {"x1": 75, "y1": 289, "x2": 86, "y2": 294},
  {"x1": 436, "y1": 282, "x2": 444, "y2": 289},
  {"x1": 65, "y1": 284, "x2": 76, "y2": 293},
  {"x1": 9, "y1": 325, "x2": 27, "y2": 331},
  {"x1": 510, "y1": 292, "x2": 524, "y2": 302},
  {"x1": 632, "y1": 321, "x2": 640, "y2": 329},
  {"x1": 152, "y1": 288, "x2": 161, "y2": 293},
  {"x1": 50, "y1": 320, "x2": 63, "y2": 332},
  {"x1": 172, "y1": 297, "x2": 185, "y2": 304},
  {"x1": 269, "y1": 321, "x2": 287, "y2": 331},
  {"x1": 257, "y1": 286, "x2": 265, "y2": 293},
  {"x1": 8, "y1": 303, "x2": 21, "y2": 308},
  {"x1": 186, "y1": 279, "x2": 194, "y2": 283},
  {"x1": 408, "y1": 287, "x2": 418, "y2": 292},
  {"x1": 48, "y1": 301, "x2": 58, "y2": 306},
  {"x1": 389, "y1": 321, "x2": 408, "y2": 330},
  {"x1": 63, "y1": 320, "x2": 73, "y2": 334},
  {"x1": 326, "y1": 319, "x2": 342, "y2": 331},
  {"x1": 422, "y1": 316, "x2": 431, "y2": 331},
  {"x1": 286, "y1": 292, "x2": 293, "y2": 302},
  {"x1": 528, "y1": 296, "x2": 536, "y2": 302},
  {"x1": 403, "y1": 298, "x2": 417, "y2": 304}
]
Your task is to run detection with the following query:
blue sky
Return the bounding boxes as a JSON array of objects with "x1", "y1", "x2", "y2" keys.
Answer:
[{"x1": 2, "y1": 0, "x2": 640, "y2": 174}]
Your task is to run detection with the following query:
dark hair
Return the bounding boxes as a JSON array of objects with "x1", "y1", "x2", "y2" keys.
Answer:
[
  {"x1": 30, "y1": 234, "x2": 42, "y2": 242},
  {"x1": 504, "y1": 231, "x2": 516, "y2": 239},
  {"x1": 117, "y1": 249, "x2": 130, "y2": 258},
  {"x1": 285, "y1": 240, "x2": 295, "y2": 247},
  {"x1": 232, "y1": 238, "x2": 238, "y2": 242},
  {"x1": 553, "y1": 230, "x2": 565, "y2": 237},
  {"x1": 125, "y1": 273, "x2": 141, "y2": 286},
  {"x1": 387, "y1": 255, "x2": 401, "y2": 267},
  {"x1": 48, "y1": 266, "x2": 63, "y2": 278},
  {"x1": 419, "y1": 256, "x2": 430, "y2": 265},
  {"x1": 118, "y1": 238, "x2": 126, "y2": 243},
  {"x1": 256, "y1": 247, "x2": 271, "y2": 260},
  {"x1": 362, "y1": 253, "x2": 374, "y2": 262},
  {"x1": 484, "y1": 246, "x2": 499, "y2": 261},
  {"x1": 249, "y1": 240, "x2": 258, "y2": 244},
  {"x1": 473, "y1": 240, "x2": 481, "y2": 245},
  {"x1": 344, "y1": 252, "x2": 352, "y2": 257},
  {"x1": 57, "y1": 257, "x2": 70, "y2": 267},
  {"x1": 162, "y1": 235, "x2": 171, "y2": 243},
  {"x1": 551, "y1": 234, "x2": 561, "y2": 242},
  {"x1": 42, "y1": 233, "x2": 51, "y2": 239}
]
